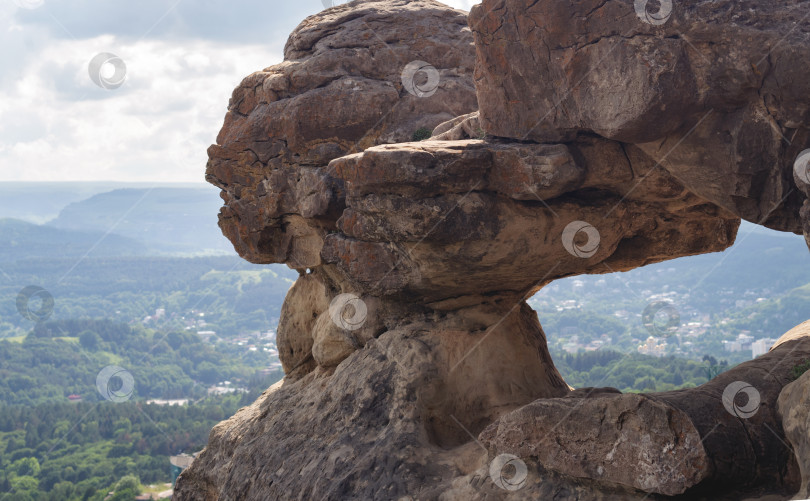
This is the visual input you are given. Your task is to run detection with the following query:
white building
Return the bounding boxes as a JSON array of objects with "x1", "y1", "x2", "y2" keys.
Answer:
[
  {"x1": 638, "y1": 336, "x2": 667, "y2": 357},
  {"x1": 752, "y1": 338, "x2": 778, "y2": 358}
]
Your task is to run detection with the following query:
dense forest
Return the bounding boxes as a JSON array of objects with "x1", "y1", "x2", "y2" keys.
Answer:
[
  {"x1": 553, "y1": 350, "x2": 724, "y2": 392},
  {"x1": 0, "y1": 396, "x2": 254, "y2": 501},
  {"x1": 0, "y1": 318, "x2": 281, "y2": 500},
  {"x1": 0, "y1": 319, "x2": 281, "y2": 406}
]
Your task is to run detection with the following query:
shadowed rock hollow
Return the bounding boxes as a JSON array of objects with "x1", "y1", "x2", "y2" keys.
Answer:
[{"x1": 175, "y1": 0, "x2": 810, "y2": 499}]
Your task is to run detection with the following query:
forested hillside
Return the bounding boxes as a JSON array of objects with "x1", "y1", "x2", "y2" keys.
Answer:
[
  {"x1": 0, "y1": 318, "x2": 280, "y2": 500},
  {"x1": 0, "y1": 397, "x2": 250, "y2": 501},
  {"x1": 0, "y1": 256, "x2": 296, "y2": 337}
]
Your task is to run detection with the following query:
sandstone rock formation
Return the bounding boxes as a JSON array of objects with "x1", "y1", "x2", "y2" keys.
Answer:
[
  {"x1": 470, "y1": 0, "x2": 810, "y2": 237},
  {"x1": 482, "y1": 333, "x2": 810, "y2": 498},
  {"x1": 778, "y1": 321, "x2": 810, "y2": 500},
  {"x1": 175, "y1": 0, "x2": 810, "y2": 499},
  {"x1": 206, "y1": 0, "x2": 477, "y2": 268}
]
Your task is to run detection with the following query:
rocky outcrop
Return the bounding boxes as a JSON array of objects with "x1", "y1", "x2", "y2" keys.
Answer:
[
  {"x1": 778, "y1": 321, "x2": 810, "y2": 500},
  {"x1": 325, "y1": 138, "x2": 737, "y2": 303},
  {"x1": 206, "y1": 0, "x2": 477, "y2": 267},
  {"x1": 479, "y1": 392, "x2": 710, "y2": 496},
  {"x1": 482, "y1": 332, "x2": 810, "y2": 498},
  {"x1": 176, "y1": 0, "x2": 810, "y2": 500},
  {"x1": 178, "y1": 321, "x2": 810, "y2": 501},
  {"x1": 469, "y1": 0, "x2": 809, "y2": 237}
]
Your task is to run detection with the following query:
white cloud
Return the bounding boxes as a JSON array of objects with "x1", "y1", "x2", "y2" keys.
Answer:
[
  {"x1": 0, "y1": 34, "x2": 281, "y2": 182},
  {"x1": 0, "y1": 0, "x2": 483, "y2": 182}
]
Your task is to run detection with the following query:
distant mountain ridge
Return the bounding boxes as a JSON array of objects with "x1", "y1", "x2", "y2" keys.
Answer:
[
  {"x1": 13, "y1": 185, "x2": 234, "y2": 257},
  {"x1": 48, "y1": 187, "x2": 232, "y2": 256},
  {"x1": 0, "y1": 182, "x2": 201, "y2": 224},
  {"x1": 0, "y1": 182, "x2": 233, "y2": 257},
  {"x1": 0, "y1": 218, "x2": 146, "y2": 263}
]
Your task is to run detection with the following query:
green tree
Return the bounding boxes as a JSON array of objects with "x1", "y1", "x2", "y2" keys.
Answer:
[
  {"x1": 10, "y1": 457, "x2": 40, "y2": 477},
  {"x1": 79, "y1": 330, "x2": 101, "y2": 350},
  {"x1": 633, "y1": 376, "x2": 658, "y2": 392},
  {"x1": 9, "y1": 475, "x2": 38, "y2": 494}
]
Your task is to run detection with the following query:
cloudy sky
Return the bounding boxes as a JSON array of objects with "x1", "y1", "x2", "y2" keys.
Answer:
[{"x1": 0, "y1": 0, "x2": 478, "y2": 182}]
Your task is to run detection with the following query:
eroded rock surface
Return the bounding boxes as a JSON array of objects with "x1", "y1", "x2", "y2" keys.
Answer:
[
  {"x1": 479, "y1": 393, "x2": 710, "y2": 496},
  {"x1": 206, "y1": 0, "x2": 477, "y2": 268},
  {"x1": 175, "y1": 0, "x2": 810, "y2": 500},
  {"x1": 326, "y1": 138, "x2": 737, "y2": 302},
  {"x1": 777, "y1": 321, "x2": 810, "y2": 500},
  {"x1": 482, "y1": 333, "x2": 810, "y2": 498},
  {"x1": 469, "y1": 0, "x2": 809, "y2": 236}
]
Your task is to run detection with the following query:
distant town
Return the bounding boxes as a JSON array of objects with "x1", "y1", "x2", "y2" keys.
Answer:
[{"x1": 531, "y1": 269, "x2": 786, "y2": 364}]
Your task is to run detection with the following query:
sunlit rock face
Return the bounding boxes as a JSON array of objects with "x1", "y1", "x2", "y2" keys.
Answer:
[
  {"x1": 175, "y1": 0, "x2": 810, "y2": 500},
  {"x1": 778, "y1": 322, "x2": 810, "y2": 501}
]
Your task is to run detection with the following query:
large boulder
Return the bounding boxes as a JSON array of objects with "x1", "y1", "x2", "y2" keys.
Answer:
[
  {"x1": 479, "y1": 391, "x2": 710, "y2": 496},
  {"x1": 326, "y1": 137, "x2": 738, "y2": 302},
  {"x1": 469, "y1": 0, "x2": 809, "y2": 236},
  {"x1": 482, "y1": 329, "x2": 810, "y2": 498}
]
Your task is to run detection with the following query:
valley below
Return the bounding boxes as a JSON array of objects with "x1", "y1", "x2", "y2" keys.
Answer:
[{"x1": 1, "y1": 180, "x2": 808, "y2": 500}]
